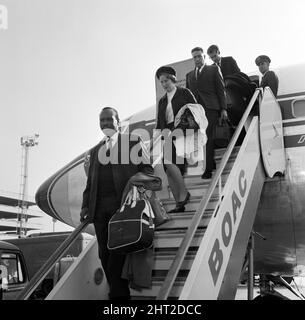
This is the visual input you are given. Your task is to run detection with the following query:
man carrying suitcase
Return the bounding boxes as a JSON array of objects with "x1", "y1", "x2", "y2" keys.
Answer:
[{"x1": 80, "y1": 107, "x2": 153, "y2": 300}]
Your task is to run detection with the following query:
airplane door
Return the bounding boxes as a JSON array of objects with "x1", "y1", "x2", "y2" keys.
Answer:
[{"x1": 259, "y1": 87, "x2": 286, "y2": 177}]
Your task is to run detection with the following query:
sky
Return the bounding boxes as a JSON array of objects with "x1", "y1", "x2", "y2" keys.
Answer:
[{"x1": 1, "y1": 0, "x2": 305, "y2": 200}]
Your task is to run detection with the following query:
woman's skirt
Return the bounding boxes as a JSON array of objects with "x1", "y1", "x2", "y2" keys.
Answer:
[{"x1": 162, "y1": 135, "x2": 187, "y2": 176}]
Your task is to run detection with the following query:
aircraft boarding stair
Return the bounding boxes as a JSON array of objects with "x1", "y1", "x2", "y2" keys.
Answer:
[{"x1": 18, "y1": 87, "x2": 285, "y2": 300}]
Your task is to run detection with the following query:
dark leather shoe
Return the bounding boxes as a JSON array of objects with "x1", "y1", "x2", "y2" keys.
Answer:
[
  {"x1": 168, "y1": 192, "x2": 190, "y2": 213},
  {"x1": 201, "y1": 170, "x2": 212, "y2": 179},
  {"x1": 168, "y1": 204, "x2": 185, "y2": 213},
  {"x1": 178, "y1": 191, "x2": 190, "y2": 206}
]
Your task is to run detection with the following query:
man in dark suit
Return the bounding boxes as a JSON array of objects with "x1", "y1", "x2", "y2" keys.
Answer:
[
  {"x1": 80, "y1": 107, "x2": 153, "y2": 300},
  {"x1": 186, "y1": 47, "x2": 227, "y2": 179},
  {"x1": 207, "y1": 45, "x2": 241, "y2": 78},
  {"x1": 255, "y1": 55, "x2": 279, "y2": 97}
]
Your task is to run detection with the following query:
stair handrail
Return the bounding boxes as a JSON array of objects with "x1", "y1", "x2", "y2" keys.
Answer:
[
  {"x1": 157, "y1": 88, "x2": 263, "y2": 299},
  {"x1": 148, "y1": 133, "x2": 163, "y2": 168},
  {"x1": 16, "y1": 219, "x2": 90, "y2": 300}
]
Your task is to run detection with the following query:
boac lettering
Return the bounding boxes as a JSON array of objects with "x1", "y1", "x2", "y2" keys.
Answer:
[
  {"x1": 231, "y1": 191, "x2": 241, "y2": 223},
  {"x1": 208, "y1": 169, "x2": 247, "y2": 286},
  {"x1": 239, "y1": 170, "x2": 247, "y2": 197},
  {"x1": 208, "y1": 239, "x2": 223, "y2": 286},
  {"x1": 222, "y1": 212, "x2": 232, "y2": 247}
]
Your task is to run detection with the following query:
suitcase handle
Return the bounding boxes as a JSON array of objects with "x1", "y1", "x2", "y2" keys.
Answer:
[
  {"x1": 120, "y1": 186, "x2": 144, "y2": 212},
  {"x1": 120, "y1": 187, "x2": 155, "y2": 228}
]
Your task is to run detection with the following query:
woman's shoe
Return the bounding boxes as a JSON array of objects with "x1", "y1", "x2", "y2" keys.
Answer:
[
  {"x1": 168, "y1": 191, "x2": 190, "y2": 213},
  {"x1": 178, "y1": 191, "x2": 190, "y2": 207},
  {"x1": 168, "y1": 204, "x2": 186, "y2": 213}
]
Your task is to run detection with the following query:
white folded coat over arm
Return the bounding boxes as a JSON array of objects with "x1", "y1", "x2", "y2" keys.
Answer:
[{"x1": 173, "y1": 103, "x2": 208, "y2": 164}]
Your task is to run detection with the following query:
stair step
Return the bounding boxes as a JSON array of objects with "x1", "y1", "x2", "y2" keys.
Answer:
[
  {"x1": 215, "y1": 159, "x2": 235, "y2": 171},
  {"x1": 183, "y1": 168, "x2": 231, "y2": 185},
  {"x1": 154, "y1": 228, "x2": 205, "y2": 249},
  {"x1": 153, "y1": 249, "x2": 197, "y2": 271},
  {"x1": 185, "y1": 146, "x2": 239, "y2": 169},
  {"x1": 164, "y1": 173, "x2": 228, "y2": 200},
  {"x1": 186, "y1": 155, "x2": 236, "y2": 175},
  {"x1": 155, "y1": 211, "x2": 212, "y2": 230},
  {"x1": 130, "y1": 250, "x2": 202, "y2": 299},
  {"x1": 186, "y1": 178, "x2": 226, "y2": 189},
  {"x1": 215, "y1": 146, "x2": 240, "y2": 158},
  {"x1": 165, "y1": 185, "x2": 215, "y2": 199},
  {"x1": 130, "y1": 278, "x2": 186, "y2": 299},
  {"x1": 162, "y1": 195, "x2": 218, "y2": 212}
]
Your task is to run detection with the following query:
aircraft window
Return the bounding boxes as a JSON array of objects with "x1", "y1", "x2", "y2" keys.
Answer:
[
  {"x1": 0, "y1": 253, "x2": 25, "y2": 284},
  {"x1": 292, "y1": 99, "x2": 305, "y2": 118}
]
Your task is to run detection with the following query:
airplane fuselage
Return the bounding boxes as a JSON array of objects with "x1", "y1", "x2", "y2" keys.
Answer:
[{"x1": 36, "y1": 61, "x2": 305, "y2": 277}]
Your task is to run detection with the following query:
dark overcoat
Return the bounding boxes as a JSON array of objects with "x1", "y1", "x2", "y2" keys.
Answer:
[{"x1": 81, "y1": 133, "x2": 153, "y2": 221}]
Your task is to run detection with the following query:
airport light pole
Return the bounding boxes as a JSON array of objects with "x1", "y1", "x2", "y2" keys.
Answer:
[
  {"x1": 17, "y1": 134, "x2": 39, "y2": 238},
  {"x1": 52, "y1": 218, "x2": 57, "y2": 232}
]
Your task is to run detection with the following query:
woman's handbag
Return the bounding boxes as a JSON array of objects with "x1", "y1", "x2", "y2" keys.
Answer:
[
  {"x1": 107, "y1": 186, "x2": 155, "y2": 254},
  {"x1": 213, "y1": 118, "x2": 235, "y2": 148}
]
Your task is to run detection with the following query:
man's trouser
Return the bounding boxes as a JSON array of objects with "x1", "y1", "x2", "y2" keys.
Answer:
[
  {"x1": 205, "y1": 108, "x2": 220, "y2": 171},
  {"x1": 93, "y1": 195, "x2": 130, "y2": 300}
]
